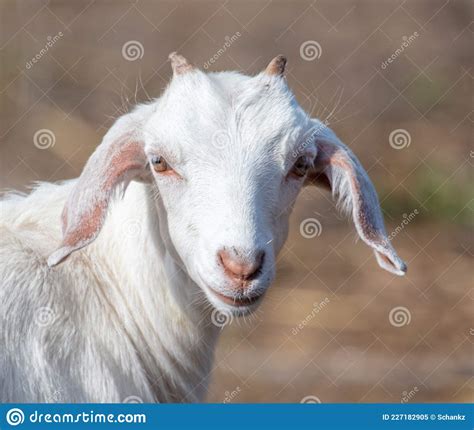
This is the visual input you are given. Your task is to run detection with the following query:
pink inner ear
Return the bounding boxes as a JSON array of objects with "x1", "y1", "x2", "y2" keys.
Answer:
[
  {"x1": 62, "y1": 201, "x2": 107, "y2": 249},
  {"x1": 103, "y1": 140, "x2": 145, "y2": 186},
  {"x1": 309, "y1": 138, "x2": 407, "y2": 276},
  {"x1": 49, "y1": 140, "x2": 146, "y2": 267}
]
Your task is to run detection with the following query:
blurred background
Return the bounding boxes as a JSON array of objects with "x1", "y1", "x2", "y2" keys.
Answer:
[{"x1": 0, "y1": 0, "x2": 472, "y2": 403}]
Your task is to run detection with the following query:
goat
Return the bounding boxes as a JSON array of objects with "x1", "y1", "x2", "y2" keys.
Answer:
[{"x1": 0, "y1": 53, "x2": 406, "y2": 403}]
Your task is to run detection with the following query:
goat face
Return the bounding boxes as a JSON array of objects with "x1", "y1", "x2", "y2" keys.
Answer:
[
  {"x1": 48, "y1": 54, "x2": 406, "y2": 316},
  {"x1": 146, "y1": 64, "x2": 311, "y2": 314}
]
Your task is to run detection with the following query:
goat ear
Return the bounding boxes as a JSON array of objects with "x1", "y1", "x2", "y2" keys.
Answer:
[
  {"x1": 47, "y1": 112, "x2": 150, "y2": 267},
  {"x1": 305, "y1": 122, "x2": 407, "y2": 276}
]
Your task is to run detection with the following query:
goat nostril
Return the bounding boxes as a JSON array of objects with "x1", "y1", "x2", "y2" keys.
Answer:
[{"x1": 219, "y1": 250, "x2": 264, "y2": 281}]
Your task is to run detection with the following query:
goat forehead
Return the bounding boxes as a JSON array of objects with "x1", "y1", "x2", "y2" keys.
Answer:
[{"x1": 149, "y1": 71, "x2": 306, "y2": 162}]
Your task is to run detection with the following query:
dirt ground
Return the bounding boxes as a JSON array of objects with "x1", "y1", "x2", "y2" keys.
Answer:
[{"x1": 1, "y1": 0, "x2": 472, "y2": 403}]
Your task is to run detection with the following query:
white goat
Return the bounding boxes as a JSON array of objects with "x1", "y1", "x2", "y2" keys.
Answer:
[{"x1": 0, "y1": 54, "x2": 406, "y2": 403}]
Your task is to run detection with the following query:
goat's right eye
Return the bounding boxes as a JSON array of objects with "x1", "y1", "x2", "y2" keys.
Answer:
[{"x1": 150, "y1": 156, "x2": 169, "y2": 173}]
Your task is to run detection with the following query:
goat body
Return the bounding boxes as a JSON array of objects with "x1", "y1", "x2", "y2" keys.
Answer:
[{"x1": 0, "y1": 181, "x2": 218, "y2": 402}]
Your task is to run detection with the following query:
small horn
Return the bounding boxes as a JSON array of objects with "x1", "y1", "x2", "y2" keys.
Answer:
[
  {"x1": 265, "y1": 55, "x2": 287, "y2": 76},
  {"x1": 168, "y1": 52, "x2": 194, "y2": 75}
]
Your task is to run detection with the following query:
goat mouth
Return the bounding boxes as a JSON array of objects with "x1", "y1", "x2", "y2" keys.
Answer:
[{"x1": 207, "y1": 287, "x2": 264, "y2": 307}]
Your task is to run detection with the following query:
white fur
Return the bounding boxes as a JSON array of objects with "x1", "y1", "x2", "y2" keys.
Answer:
[{"x1": 0, "y1": 61, "x2": 405, "y2": 403}]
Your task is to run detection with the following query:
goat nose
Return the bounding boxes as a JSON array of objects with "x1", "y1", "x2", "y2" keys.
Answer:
[{"x1": 218, "y1": 249, "x2": 265, "y2": 281}]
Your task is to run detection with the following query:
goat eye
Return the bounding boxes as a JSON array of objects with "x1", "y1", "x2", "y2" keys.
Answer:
[
  {"x1": 290, "y1": 156, "x2": 310, "y2": 178},
  {"x1": 150, "y1": 156, "x2": 169, "y2": 173}
]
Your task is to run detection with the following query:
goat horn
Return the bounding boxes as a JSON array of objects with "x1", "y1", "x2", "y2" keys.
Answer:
[
  {"x1": 265, "y1": 55, "x2": 287, "y2": 76},
  {"x1": 169, "y1": 52, "x2": 195, "y2": 75}
]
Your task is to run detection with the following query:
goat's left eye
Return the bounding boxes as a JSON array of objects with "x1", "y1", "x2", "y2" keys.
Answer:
[
  {"x1": 289, "y1": 156, "x2": 310, "y2": 178},
  {"x1": 150, "y1": 156, "x2": 169, "y2": 173}
]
